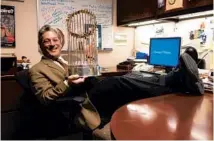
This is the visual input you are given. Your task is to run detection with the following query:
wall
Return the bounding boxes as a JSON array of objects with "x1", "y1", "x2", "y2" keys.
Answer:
[
  {"x1": 1, "y1": 0, "x2": 135, "y2": 68},
  {"x1": 98, "y1": 0, "x2": 135, "y2": 67},
  {"x1": 135, "y1": 16, "x2": 214, "y2": 69},
  {"x1": 1, "y1": 0, "x2": 41, "y2": 65}
]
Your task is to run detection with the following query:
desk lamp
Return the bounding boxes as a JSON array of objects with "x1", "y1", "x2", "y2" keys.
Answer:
[{"x1": 66, "y1": 9, "x2": 100, "y2": 76}]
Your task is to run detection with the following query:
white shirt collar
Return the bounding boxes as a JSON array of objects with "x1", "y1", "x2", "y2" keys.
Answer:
[
  {"x1": 42, "y1": 55, "x2": 68, "y2": 64},
  {"x1": 57, "y1": 56, "x2": 68, "y2": 64}
]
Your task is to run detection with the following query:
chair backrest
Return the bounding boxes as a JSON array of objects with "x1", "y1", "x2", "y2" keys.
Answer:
[
  {"x1": 15, "y1": 70, "x2": 46, "y2": 139},
  {"x1": 15, "y1": 70, "x2": 69, "y2": 139},
  {"x1": 15, "y1": 70, "x2": 42, "y2": 111},
  {"x1": 15, "y1": 70, "x2": 31, "y2": 91},
  {"x1": 198, "y1": 58, "x2": 206, "y2": 69},
  {"x1": 184, "y1": 46, "x2": 198, "y2": 63},
  {"x1": 184, "y1": 46, "x2": 206, "y2": 69}
]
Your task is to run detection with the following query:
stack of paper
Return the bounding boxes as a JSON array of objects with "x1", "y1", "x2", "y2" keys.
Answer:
[
  {"x1": 202, "y1": 78, "x2": 213, "y2": 92},
  {"x1": 198, "y1": 69, "x2": 213, "y2": 92}
]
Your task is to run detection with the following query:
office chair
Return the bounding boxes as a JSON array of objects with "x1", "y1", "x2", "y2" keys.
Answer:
[
  {"x1": 14, "y1": 70, "x2": 85, "y2": 139},
  {"x1": 184, "y1": 46, "x2": 206, "y2": 69},
  {"x1": 15, "y1": 70, "x2": 111, "y2": 140},
  {"x1": 197, "y1": 58, "x2": 206, "y2": 69}
]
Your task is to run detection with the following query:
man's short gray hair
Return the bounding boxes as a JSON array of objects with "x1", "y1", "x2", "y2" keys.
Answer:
[{"x1": 38, "y1": 25, "x2": 65, "y2": 48}]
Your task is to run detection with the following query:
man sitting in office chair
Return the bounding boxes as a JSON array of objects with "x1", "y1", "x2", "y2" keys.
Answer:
[
  {"x1": 29, "y1": 25, "x2": 101, "y2": 134},
  {"x1": 29, "y1": 25, "x2": 204, "y2": 139}
]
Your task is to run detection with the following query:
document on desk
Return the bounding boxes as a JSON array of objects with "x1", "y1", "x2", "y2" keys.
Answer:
[
  {"x1": 199, "y1": 69, "x2": 214, "y2": 92},
  {"x1": 202, "y1": 78, "x2": 213, "y2": 92}
]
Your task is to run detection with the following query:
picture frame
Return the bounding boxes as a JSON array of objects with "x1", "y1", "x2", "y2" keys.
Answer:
[
  {"x1": 1, "y1": 5, "x2": 16, "y2": 48},
  {"x1": 2, "y1": 0, "x2": 24, "y2": 2},
  {"x1": 85, "y1": 24, "x2": 102, "y2": 49},
  {"x1": 114, "y1": 33, "x2": 127, "y2": 46}
]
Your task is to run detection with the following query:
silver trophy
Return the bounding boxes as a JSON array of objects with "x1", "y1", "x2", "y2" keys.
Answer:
[{"x1": 66, "y1": 9, "x2": 100, "y2": 77}]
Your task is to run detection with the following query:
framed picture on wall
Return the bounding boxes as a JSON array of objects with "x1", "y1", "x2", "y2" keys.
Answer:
[
  {"x1": 85, "y1": 24, "x2": 102, "y2": 49},
  {"x1": 1, "y1": 5, "x2": 16, "y2": 48},
  {"x1": 114, "y1": 33, "x2": 128, "y2": 46},
  {"x1": 2, "y1": 0, "x2": 24, "y2": 2}
]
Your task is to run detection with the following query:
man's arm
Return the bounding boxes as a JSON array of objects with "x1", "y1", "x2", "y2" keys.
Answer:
[{"x1": 29, "y1": 70, "x2": 69, "y2": 105}]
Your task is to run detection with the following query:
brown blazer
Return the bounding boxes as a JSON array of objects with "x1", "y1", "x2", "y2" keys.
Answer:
[
  {"x1": 29, "y1": 56, "x2": 101, "y2": 130},
  {"x1": 29, "y1": 57, "x2": 68, "y2": 103}
]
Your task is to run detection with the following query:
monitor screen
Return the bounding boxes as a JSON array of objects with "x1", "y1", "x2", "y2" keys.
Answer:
[{"x1": 149, "y1": 37, "x2": 181, "y2": 67}]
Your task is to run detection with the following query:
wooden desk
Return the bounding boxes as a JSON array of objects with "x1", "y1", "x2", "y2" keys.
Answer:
[
  {"x1": 1, "y1": 75, "x2": 24, "y2": 139},
  {"x1": 110, "y1": 93, "x2": 213, "y2": 140},
  {"x1": 1, "y1": 75, "x2": 23, "y2": 112}
]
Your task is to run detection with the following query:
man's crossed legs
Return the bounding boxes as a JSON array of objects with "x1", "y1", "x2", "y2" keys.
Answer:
[{"x1": 88, "y1": 53, "x2": 204, "y2": 123}]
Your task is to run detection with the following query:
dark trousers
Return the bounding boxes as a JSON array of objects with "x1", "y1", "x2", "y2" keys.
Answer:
[{"x1": 88, "y1": 70, "x2": 182, "y2": 119}]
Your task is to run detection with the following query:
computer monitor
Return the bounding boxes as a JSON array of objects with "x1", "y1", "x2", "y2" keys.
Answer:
[{"x1": 149, "y1": 37, "x2": 181, "y2": 68}]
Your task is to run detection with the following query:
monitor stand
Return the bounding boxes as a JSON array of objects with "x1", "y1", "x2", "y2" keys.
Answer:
[{"x1": 165, "y1": 67, "x2": 173, "y2": 73}]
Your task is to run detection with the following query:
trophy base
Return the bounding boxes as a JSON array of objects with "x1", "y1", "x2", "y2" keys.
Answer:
[{"x1": 68, "y1": 65, "x2": 101, "y2": 77}]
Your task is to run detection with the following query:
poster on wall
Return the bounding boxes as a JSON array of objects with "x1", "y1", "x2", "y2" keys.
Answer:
[
  {"x1": 2, "y1": 0, "x2": 24, "y2": 2},
  {"x1": 84, "y1": 24, "x2": 102, "y2": 49},
  {"x1": 114, "y1": 33, "x2": 128, "y2": 46},
  {"x1": 1, "y1": 5, "x2": 15, "y2": 48}
]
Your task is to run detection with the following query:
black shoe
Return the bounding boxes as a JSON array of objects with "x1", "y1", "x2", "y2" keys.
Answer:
[
  {"x1": 179, "y1": 53, "x2": 204, "y2": 95},
  {"x1": 74, "y1": 93, "x2": 101, "y2": 132}
]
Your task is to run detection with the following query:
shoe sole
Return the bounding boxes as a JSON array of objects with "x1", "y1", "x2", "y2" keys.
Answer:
[
  {"x1": 180, "y1": 53, "x2": 199, "y2": 82},
  {"x1": 180, "y1": 53, "x2": 204, "y2": 94}
]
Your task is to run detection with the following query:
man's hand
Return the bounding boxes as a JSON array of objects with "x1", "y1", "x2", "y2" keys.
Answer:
[{"x1": 67, "y1": 74, "x2": 85, "y2": 85}]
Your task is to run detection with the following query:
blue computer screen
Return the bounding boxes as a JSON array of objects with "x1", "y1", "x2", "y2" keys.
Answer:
[{"x1": 149, "y1": 37, "x2": 181, "y2": 67}]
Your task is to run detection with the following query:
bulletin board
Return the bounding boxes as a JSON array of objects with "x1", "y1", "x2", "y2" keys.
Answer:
[{"x1": 37, "y1": 0, "x2": 113, "y2": 50}]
